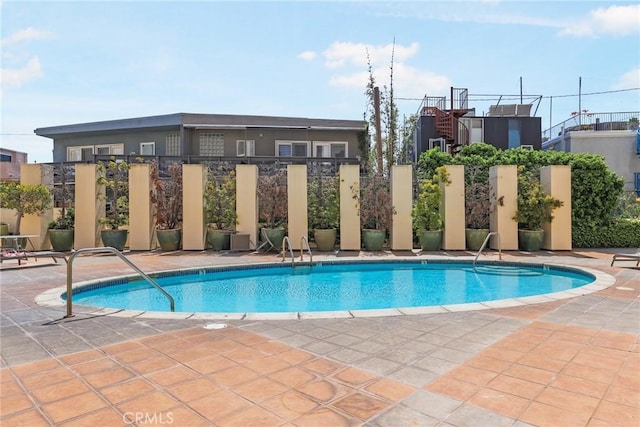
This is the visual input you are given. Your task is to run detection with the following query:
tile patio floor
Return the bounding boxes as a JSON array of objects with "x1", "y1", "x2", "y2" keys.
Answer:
[{"x1": 0, "y1": 248, "x2": 638, "y2": 426}]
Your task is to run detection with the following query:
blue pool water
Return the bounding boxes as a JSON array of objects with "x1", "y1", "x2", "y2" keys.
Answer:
[{"x1": 69, "y1": 261, "x2": 594, "y2": 313}]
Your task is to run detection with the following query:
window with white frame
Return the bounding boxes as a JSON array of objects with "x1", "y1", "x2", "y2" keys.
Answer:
[
  {"x1": 67, "y1": 143, "x2": 123, "y2": 161},
  {"x1": 199, "y1": 133, "x2": 224, "y2": 156},
  {"x1": 140, "y1": 142, "x2": 155, "y2": 155},
  {"x1": 95, "y1": 144, "x2": 124, "y2": 155},
  {"x1": 312, "y1": 141, "x2": 347, "y2": 158},
  {"x1": 236, "y1": 140, "x2": 255, "y2": 157},
  {"x1": 166, "y1": 133, "x2": 181, "y2": 156},
  {"x1": 276, "y1": 140, "x2": 309, "y2": 157}
]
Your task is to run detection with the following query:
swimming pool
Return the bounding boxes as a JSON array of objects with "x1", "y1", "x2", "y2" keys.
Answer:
[{"x1": 54, "y1": 260, "x2": 604, "y2": 318}]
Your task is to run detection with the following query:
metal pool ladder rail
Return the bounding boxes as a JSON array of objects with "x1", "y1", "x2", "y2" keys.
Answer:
[
  {"x1": 473, "y1": 232, "x2": 502, "y2": 270},
  {"x1": 281, "y1": 236, "x2": 295, "y2": 267},
  {"x1": 300, "y1": 236, "x2": 313, "y2": 264},
  {"x1": 65, "y1": 247, "x2": 175, "y2": 318}
]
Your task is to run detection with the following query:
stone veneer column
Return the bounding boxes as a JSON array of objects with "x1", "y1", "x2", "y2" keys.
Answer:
[
  {"x1": 235, "y1": 164, "x2": 258, "y2": 249},
  {"x1": 287, "y1": 165, "x2": 308, "y2": 250},
  {"x1": 339, "y1": 165, "x2": 360, "y2": 250},
  {"x1": 19, "y1": 164, "x2": 53, "y2": 250},
  {"x1": 182, "y1": 164, "x2": 206, "y2": 250},
  {"x1": 441, "y1": 165, "x2": 466, "y2": 250},
  {"x1": 390, "y1": 165, "x2": 413, "y2": 250},
  {"x1": 74, "y1": 164, "x2": 101, "y2": 249},
  {"x1": 128, "y1": 163, "x2": 153, "y2": 250},
  {"x1": 489, "y1": 165, "x2": 518, "y2": 250},
  {"x1": 541, "y1": 165, "x2": 572, "y2": 250}
]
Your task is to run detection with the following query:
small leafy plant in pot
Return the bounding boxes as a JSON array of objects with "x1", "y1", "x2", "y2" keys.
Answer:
[
  {"x1": 354, "y1": 174, "x2": 394, "y2": 251},
  {"x1": 151, "y1": 161, "x2": 183, "y2": 251},
  {"x1": 204, "y1": 168, "x2": 237, "y2": 251},
  {"x1": 412, "y1": 166, "x2": 450, "y2": 251},
  {"x1": 258, "y1": 168, "x2": 287, "y2": 251},
  {"x1": 48, "y1": 208, "x2": 75, "y2": 251},
  {"x1": 97, "y1": 158, "x2": 129, "y2": 251},
  {"x1": 464, "y1": 165, "x2": 491, "y2": 251},
  {"x1": 0, "y1": 182, "x2": 52, "y2": 248},
  {"x1": 512, "y1": 167, "x2": 563, "y2": 252},
  {"x1": 308, "y1": 174, "x2": 340, "y2": 251}
]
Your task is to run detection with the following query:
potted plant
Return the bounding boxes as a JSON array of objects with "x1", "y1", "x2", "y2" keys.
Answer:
[
  {"x1": 0, "y1": 182, "x2": 52, "y2": 248},
  {"x1": 151, "y1": 161, "x2": 183, "y2": 251},
  {"x1": 48, "y1": 208, "x2": 74, "y2": 251},
  {"x1": 97, "y1": 158, "x2": 129, "y2": 251},
  {"x1": 308, "y1": 174, "x2": 340, "y2": 251},
  {"x1": 512, "y1": 167, "x2": 563, "y2": 251},
  {"x1": 464, "y1": 165, "x2": 491, "y2": 251},
  {"x1": 48, "y1": 162, "x2": 75, "y2": 251},
  {"x1": 258, "y1": 168, "x2": 287, "y2": 250},
  {"x1": 355, "y1": 174, "x2": 394, "y2": 251},
  {"x1": 412, "y1": 166, "x2": 450, "y2": 251},
  {"x1": 204, "y1": 168, "x2": 237, "y2": 250}
]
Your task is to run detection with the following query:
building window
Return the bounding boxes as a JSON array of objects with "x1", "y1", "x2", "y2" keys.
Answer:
[
  {"x1": 67, "y1": 146, "x2": 94, "y2": 161},
  {"x1": 236, "y1": 140, "x2": 255, "y2": 157},
  {"x1": 276, "y1": 141, "x2": 309, "y2": 157},
  {"x1": 0, "y1": 154, "x2": 12, "y2": 162},
  {"x1": 95, "y1": 144, "x2": 124, "y2": 155},
  {"x1": 166, "y1": 133, "x2": 181, "y2": 156},
  {"x1": 312, "y1": 141, "x2": 347, "y2": 158},
  {"x1": 508, "y1": 120, "x2": 521, "y2": 149},
  {"x1": 140, "y1": 142, "x2": 155, "y2": 155},
  {"x1": 199, "y1": 133, "x2": 224, "y2": 156}
]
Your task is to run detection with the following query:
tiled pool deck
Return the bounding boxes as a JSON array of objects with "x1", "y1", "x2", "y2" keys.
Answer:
[{"x1": 0, "y1": 249, "x2": 638, "y2": 426}]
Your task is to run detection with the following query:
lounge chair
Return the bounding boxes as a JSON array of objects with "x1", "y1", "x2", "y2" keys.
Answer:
[
  {"x1": 611, "y1": 250, "x2": 640, "y2": 267},
  {"x1": 0, "y1": 250, "x2": 68, "y2": 266}
]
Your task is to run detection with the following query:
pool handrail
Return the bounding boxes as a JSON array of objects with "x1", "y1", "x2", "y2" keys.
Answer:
[
  {"x1": 65, "y1": 247, "x2": 175, "y2": 318},
  {"x1": 281, "y1": 236, "x2": 295, "y2": 268},
  {"x1": 300, "y1": 236, "x2": 312, "y2": 264},
  {"x1": 473, "y1": 232, "x2": 502, "y2": 270}
]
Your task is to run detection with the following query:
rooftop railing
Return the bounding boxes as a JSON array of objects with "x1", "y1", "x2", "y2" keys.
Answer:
[{"x1": 542, "y1": 111, "x2": 640, "y2": 142}]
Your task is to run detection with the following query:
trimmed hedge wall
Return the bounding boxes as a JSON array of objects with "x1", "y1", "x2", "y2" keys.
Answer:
[{"x1": 573, "y1": 219, "x2": 640, "y2": 248}]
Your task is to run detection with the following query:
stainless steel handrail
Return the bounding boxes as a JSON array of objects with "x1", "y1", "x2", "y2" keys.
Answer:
[
  {"x1": 65, "y1": 247, "x2": 175, "y2": 318},
  {"x1": 300, "y1": 236, "x2": 313, "y2": 264},
  {"x1": 473, "y1": 232, "x2": 502, "y2": 270},
  {"x1": 281, "y1": 236, "x2": 295, "y2": 268}
]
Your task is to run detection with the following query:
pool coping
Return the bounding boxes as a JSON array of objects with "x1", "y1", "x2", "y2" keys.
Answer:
[{"x1": 34, "y1": 258, "x2": 616, "y2": 320}]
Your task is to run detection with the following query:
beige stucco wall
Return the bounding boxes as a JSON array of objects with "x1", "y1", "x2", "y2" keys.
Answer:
[
  {"x1": 182, "y1": 164, "x2": 206, "y2": 250},
  {"x1": 75, "y1": 164, "x2": 102, "y2": 248},
  {"x1": 18, "y1": 164, "x2": 53, "y2": 249},
  {"x1": 490, "y1": 165, "x2": 518, "y2": 250},
  {"x1": 390, "y1": 165, "x2": 413, "y2": 250},
  {"x1": 236, "y1": 165, "x2": 258, "y2": 249},
  {"x1": 129, "y1": 163, "x2": 154, "y2": 250},
  {"x1": 287, "y1": 165, "x2": 308, "y2": 250},
  {"x1": 339, "y1": 165, "x2": 360, "y2": 250},
  {"x1": 541, "y1": 165, "x2": 572, "y2": 250},
  {"x1": 442, "y1": 165, "x2": 465, "y2": 250}
]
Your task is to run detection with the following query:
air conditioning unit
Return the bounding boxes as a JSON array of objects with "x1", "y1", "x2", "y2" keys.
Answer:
[
  {"x1": 521, "y1": 145, "x2": 534, "y2": 150},
  {"x1": 429, "y1": 138, "x2": 447, "y2": 152}
]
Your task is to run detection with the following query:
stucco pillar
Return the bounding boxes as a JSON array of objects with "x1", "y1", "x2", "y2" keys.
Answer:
[
  {"x1": 287, "y1": 165, "x2": 308, "y2": 250},
  {"x1": 390, "y1": 165, "x2": 413, "y2": 250},
  {"x1": 74, "y1": 164, "x2": 102, "y2": 249},
  {"x1": 541, "y1": 165, "x2": 572, "y2": 250},
  {"x1": 339, "y1": 165, "x2": 360, "y2": 250},
  {"x1": 236, "y1": 164, "x2": 258, "y2": 249},
  {"x1": 19, "y1": 164, "x2": 53, "y2": 250},
  {"x1": 489, "y1": 165, "x2": 518, "y2": 250},
  {"x1": 182, "y1": 164, "x2": 206, "y2": 250},
  {"x1": 441, "y1": 165, "x2": 466, "y2": 250},
  {"x1": 128, "y1": 163, "x2": 153, "y2": 250}
]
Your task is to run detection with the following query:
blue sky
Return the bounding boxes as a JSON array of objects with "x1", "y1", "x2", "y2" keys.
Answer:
[{"x1": 2, "y1": 0, "x2": 639, "y2": 163}]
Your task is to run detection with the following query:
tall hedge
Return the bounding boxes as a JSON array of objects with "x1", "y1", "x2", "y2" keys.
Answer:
[{"x1": 416, "y1": 143, "x2": 636, "y2": 247}]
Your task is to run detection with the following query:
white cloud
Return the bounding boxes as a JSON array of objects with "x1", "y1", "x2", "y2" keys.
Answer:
[
  {"x1": 561, "y1": 5, "x2": 640, "y2": 37},
  {"x1": 613, "y1": 67, "x2": 640, "y2": 90},
  {"x1": 1, "y1": 56, "x2": 43, "y2": 88},
  {"x1": 322, "y1": 41, "x2": 419, "y2": 69},
  {"x1": 1, "y1": 27, "x2": 53, "y2": 45},
  {"x1": 298, "y1": 51, "x2": 317, "y2": 61}
]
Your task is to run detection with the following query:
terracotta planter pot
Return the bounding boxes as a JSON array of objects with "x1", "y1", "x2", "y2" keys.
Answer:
[
  {"x1": 362, "y1": 229, "x2": 385, "y2": 251},
  {"x1": 313, "y1": 228, "x2": 337, "y2": 252},
  {"x1": 418, "y1": 229, "x2": 442, "y2": 251},
  {"x1": 156, "y1": 228, "x2": 182, "y2": 251}
]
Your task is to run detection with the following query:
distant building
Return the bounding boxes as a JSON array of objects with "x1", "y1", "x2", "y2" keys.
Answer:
[
  {"x1": 542, "y1": 112, "x2": 640, "y2": 196},
  {"x1": 0, "y1": 149, "x2": 28, "y2": 182},
  {"x1": 413, "y1": 87, "x2": 541, "y2": 161},
  {"x1": 34, "y1": 113, "x2": 367, "y2": 164}
]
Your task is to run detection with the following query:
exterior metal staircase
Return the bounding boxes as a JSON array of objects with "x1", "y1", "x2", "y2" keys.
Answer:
[{"x1": 420, "y1": 87, "x2": 472, "y2": 154}]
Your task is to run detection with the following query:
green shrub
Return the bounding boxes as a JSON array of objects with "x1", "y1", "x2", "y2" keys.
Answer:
[{"x1": 573, "y1": 219, "x2": 640, "y2": 248}]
